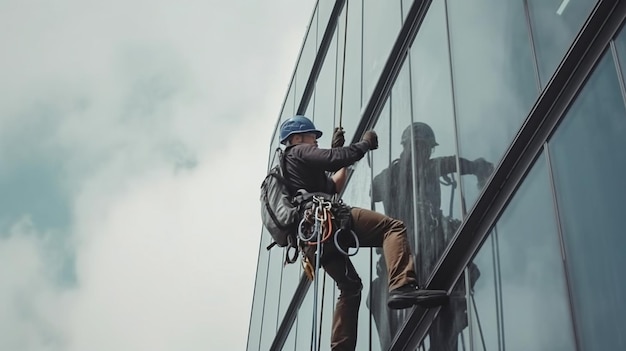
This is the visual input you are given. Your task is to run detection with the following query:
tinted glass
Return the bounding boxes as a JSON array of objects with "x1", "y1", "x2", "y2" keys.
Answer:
[
  {"x1": 259, "y1": 230, "x2": 289, "y2": 347},
  {"x1": 362, "y1": 0, "x2": 402, "y2": 102},
  {"x1": 447, "y1": 0, "x2": 538, "y2": 209},
  {"x1": 469, "y1": 154, "x2": 575, "y2": 350},
  {"x1": 422, "y1": 275, "x2": 471, "y2": 350},
  {"x1": 341, "y1": 158, "x2": 376, "y2": 349},
  {"x1": 338, "y1": 0, "x2": 363, "y2": 143},
  {"x1": 549, "y1": 50, "x2": 626, "y2": 350},
  {"x1": 528, "y1": 0, "x2": 597, "y2": 85},
  {"x1": 246, "y1": 230, "x2": 272, "y2": 351},
  {"x1": 295, "y1": 281, "x2": 316, "y2": 349},
  {"x1": 306, "y1": 21, "x2": 338, "y2": 149},
  {"x1": 407, "y1": 0, "x2": 462, "y2": 278},
  {"x1": 370, "y1": 100, "x2": 407, "y2": 350},
  {"x1": 369, "y1": 1, "x2": 463, "y2": 345},
  {"x1": 295, "y1": 7, "x2": 319, "y2": 101},
  {"x1": 318, "y1": 0, "x2": 336, "y2": 49}
]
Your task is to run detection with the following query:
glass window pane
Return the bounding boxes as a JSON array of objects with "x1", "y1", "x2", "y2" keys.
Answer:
[
  {"x1": 338, "y1": 0, "x2": 363, "y2": 143},
  {"x1": 528, "y1": 0, "x2": 597, "y2": 85},
  {"x1": 258, "y1": 242, "x2": 286, "y2": 349},
  {"x1": 362, "y1": 0, "x2": 402, "y2": 101},
  {"x1": 447, "y1": 0, "x2": 538, "y2": 209},
  {"x1": 308, "y1": 23, "x2": 338, "y2": 149},
  {"x1": 246, "y1": 230, "x2": 272, "y2": 351},
  {"x1": 469, "y1": 154, "x2": 576, "y2": 350},
  {"x1": 549, "y1": 50, "x2": 626, "y2": 350},
  {"x1": 341, "y1": 159, "x2": 376, "y2": 350},
  {"x1": 422, "y1": 274, "x2": 472, "y2": 350},
  {"x1": 295, "y1": 284, "x2": 315, "y2": 349},
  {"x1": 407, "y1": 0, "x2": 462, "y2": 280},
  {"x1": 370, "y1": 101, "x2": 406, "y2": 350},
  {"x1": 295, "y1": 7, "x2": 319, "y2": 101},
  {"x1": 369, "y1": 1, "x2": 463, "y2": 345},
  {"x1": 318, "y1": 0, "x2": 336, "y2": 50}
]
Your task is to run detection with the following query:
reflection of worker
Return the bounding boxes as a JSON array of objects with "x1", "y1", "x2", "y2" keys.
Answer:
[
  {"x1": 369, "y1": 122, "x2": 492, "y2": 350},
  {"x1": 279, "y1": 116, "x2": 448, "y2": 351}
]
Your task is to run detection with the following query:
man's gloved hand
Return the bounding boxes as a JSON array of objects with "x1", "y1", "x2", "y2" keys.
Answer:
[
  {"x1": 331, "y1": 127, "x2": 345, "y2": 148},
  {"x1": 362, "y1": 130, "x2": 378, "y2": 150},
  {"x1": 473, "y1": 158, "x2": 494, "y2": 189}
]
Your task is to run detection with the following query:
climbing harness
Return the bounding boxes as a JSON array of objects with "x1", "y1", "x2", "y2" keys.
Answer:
[
  {"x1": 297, "y1": 195, "x2": 360, "y2": 278},
  {"x1": 298, "y1": 196, "x2": 334, "y2": 246}
]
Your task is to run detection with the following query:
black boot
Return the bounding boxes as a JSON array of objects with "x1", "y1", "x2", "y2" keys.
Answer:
[{"x1": 387, "y1": 284, "x2": 449, "y2": 309}]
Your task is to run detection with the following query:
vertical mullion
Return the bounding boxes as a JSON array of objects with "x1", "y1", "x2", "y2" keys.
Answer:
[
  {"x1": 610, "y1": 40, "x2": 626, "y2": 110},
  {"x1": 544, "y1": 142, "x2": 583, "y2": 351},
  {"x1": 524, "y1": 0, "x2": 543, "y2": 91},
  {"x1": 494, "y1": 227, "x2": 506, "y2": 351},
  {"x1": 258, "y1": 246, "x2": 274, "y2": 350},
  {"x1": 444, "y1": 0, "x2": 467, "y2": 217}
]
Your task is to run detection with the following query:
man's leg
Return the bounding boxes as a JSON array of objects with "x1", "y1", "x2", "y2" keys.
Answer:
[
  {"x1": 350, "y1": 207, "x2": 416, "y2": 289},
  {"x1": 350, "y1": 207, "x2": 448, "y2": 309},
  {"x1": 322, "y1": 255, "x2": 362, "y2": 351}
]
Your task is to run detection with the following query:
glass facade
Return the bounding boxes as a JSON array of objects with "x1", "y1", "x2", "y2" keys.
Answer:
[{"x1": 250, "y1": 0, "x2": 626, "y2": 350}]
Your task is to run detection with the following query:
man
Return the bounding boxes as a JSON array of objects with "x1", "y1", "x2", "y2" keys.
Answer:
[
  {"x1": 279, "y1": 115, "x2": 448, "y2": 351},
  {"x1": 371, "y1": 122, "x2": 491, "y2": 350}
]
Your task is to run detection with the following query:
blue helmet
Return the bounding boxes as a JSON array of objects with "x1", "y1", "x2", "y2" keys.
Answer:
[{"x1": 279, "y1": 115, "x2": 323, "y2": 144}]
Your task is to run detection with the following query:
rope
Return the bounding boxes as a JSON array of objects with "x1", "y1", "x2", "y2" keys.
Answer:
[
  {"x1": 338, "y1": 0, "x2": 348, "y2": 130},
  {"x1": 317, "y1": 272, "x2": 327, "y2": 349},
  {"x1": 310, "y1": 218, "x2": 323, "y2": 351}
]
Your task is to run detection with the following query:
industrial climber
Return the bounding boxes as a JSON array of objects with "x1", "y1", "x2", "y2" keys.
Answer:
[{"x1": 278, "y1": 115, "x2": 449, "y2": 351}]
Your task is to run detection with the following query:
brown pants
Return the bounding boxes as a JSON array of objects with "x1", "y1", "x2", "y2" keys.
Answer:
[{"x1": 310, "y1": 207, "x2": 417, "y2": 351}]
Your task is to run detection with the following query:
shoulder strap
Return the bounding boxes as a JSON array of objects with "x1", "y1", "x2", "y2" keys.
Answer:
[{"x1": 276, "y1": 147, "x2": 297, "y2": 195}]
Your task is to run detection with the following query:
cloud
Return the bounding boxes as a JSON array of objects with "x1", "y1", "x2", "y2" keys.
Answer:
[{"x1": 0, "y1": 0, "x2": 314, "y2": 349}]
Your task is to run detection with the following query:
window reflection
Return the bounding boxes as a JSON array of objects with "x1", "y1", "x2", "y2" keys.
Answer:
[
  {"x1": 367, "y1": 1, "x2": 495, "y2": 346},
  {"x1": 447, "y1": 0, "x2": 537, "y2": 208},
  {"x1": 421, "y1": 273, "x2": 475, "y2": 350},
  {"x1": 549, "y1": 49, "x2": 626, "y2": 350},
  {"x1": 368, "y1": 101, "x2": 405, "y2": 350}
]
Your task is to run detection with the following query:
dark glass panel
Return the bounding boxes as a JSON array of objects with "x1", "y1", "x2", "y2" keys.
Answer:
[
  {"x1": 422, "y1": 275, "x2": 471, "y2": 350},
  {"x1": 362, "y1": 1, "x2": 402, "y2": 103},
  {"x1": 549, "y1": 50, "x2": 626, "y2": 350},
  {"x1": 370, "y1": 101, "x2": 404, "y2": 350},
  {"x1": 336, "y1": 0, "x2": 363, "y2": 143},
  {"x1": 307, "y1": 23, "x2": 338, "y2": 149},
  {"x1": 295, "y1": 7, "x2": 319, "y2": 102},
  {"x1": 341, "y1": 158, "x2": 376, "y2": 349},
  {"x1": 447, "y1": 0, "x2": 538, "y2": 209},
  {"x1": 528, "y1": 0, "x2": 597, "y2": 85},
  {"x1": 469, "y1": 154, "x2": 576, "y2": 350},
  {"x1": 246, "y1": 228, "x2": 272, "y2": 351}
]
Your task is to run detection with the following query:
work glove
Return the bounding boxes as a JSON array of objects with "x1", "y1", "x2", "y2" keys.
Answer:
[
  {"x1": 473, "y1": 158, "x2": 494, "y2": 189},
  {"x1": 362, "y1": 130, "x2": 378, "y2": 150},
  {"x1": 331, "y1": 127, "x2": 345, "y2": 148}
]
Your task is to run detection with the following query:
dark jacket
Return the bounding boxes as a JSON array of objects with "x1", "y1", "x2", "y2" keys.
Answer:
[
  {"x1": 283, "y1": 142, "x2": 370, "y2": 195},
  {"x1": 372, "y1": 154, "x2": 476, "y2": 221}
]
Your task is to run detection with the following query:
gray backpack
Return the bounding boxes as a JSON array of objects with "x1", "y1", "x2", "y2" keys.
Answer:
[{"x1": 260, "y1": 148, "x2": 299, "y2": 247}]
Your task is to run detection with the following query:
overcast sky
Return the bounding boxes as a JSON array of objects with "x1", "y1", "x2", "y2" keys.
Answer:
[{"x1": 0, "y1": 1, "x2": 314, "y2": 350}]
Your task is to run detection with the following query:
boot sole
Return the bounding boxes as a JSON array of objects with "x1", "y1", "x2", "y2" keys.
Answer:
[{"x1": 387, "y1": 294, "x2": 449, "y2": 310}]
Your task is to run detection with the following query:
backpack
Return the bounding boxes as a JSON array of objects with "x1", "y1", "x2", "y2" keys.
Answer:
[{"x1": 260, "y1": 148, "x2": 299, "y2": 247}]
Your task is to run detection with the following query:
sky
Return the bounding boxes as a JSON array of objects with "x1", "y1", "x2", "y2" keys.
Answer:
[{"x1": 0, "y1": 1, "x2": 315, "y2": 350}]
